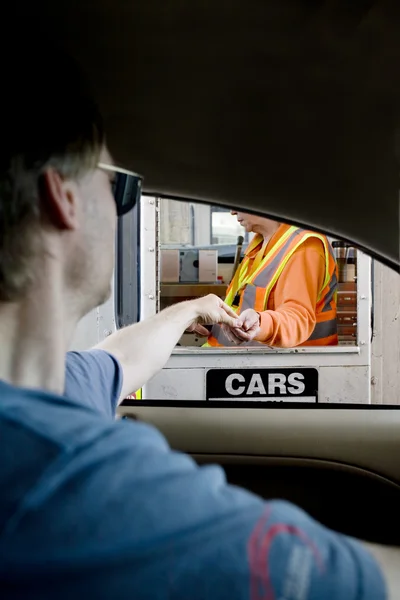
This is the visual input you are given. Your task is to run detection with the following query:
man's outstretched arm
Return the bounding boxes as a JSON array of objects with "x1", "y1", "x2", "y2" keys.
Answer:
[{"x1": 95, "y1": 294, "x2": 241, "y2": 402}]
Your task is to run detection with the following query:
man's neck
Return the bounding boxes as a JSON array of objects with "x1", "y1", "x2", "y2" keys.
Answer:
[{"x1": 0, "y1": 277, "x2": 79, "y2": 395}]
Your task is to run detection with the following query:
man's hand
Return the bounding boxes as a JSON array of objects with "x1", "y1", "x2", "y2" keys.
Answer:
[
  {"x1": 186, "y1": 323, "x2": 210, "y2": 337},
  {"x1": 186, "y1": 294, "x2": 241, "y2": 336},
  {"x1": 186, "y1": 303, "x2": 261, "y2": 344}
]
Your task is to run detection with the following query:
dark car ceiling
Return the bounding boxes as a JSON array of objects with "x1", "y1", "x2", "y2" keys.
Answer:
[{"x1": 18, "y1": 0, "x2": 400, "y2": 269}]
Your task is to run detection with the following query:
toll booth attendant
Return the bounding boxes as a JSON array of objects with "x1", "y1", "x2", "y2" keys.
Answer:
[{"x1": 202, "y1": 213, "x2": 338, "y2": 348}]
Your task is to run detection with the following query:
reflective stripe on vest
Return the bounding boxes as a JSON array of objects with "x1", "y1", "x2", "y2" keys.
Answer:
[
  {"x1": 225, "y1": 226, "x2": 297, "y2": 308},
  {"x1": 204, "y1": 227, "x2": 338, "y2": 348}
]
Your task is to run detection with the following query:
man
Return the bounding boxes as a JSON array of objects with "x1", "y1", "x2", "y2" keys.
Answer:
[
  {"x1": 202, "y1": 212, "x2": 338, "y2": 348},
  {"x1": 0, "y1": 35, "x2": 397, "y2": 600}
]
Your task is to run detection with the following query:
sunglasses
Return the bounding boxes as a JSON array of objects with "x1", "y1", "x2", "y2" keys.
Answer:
[{"x1": 98, "y1": 163, "x2": 143, "y2": 217}]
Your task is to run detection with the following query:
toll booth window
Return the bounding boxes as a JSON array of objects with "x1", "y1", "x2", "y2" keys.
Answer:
[
  {"x1": 156, "y1": 198, "x2": 363, "y2": 349},
  {"x1": 115, "y1": 196, "x2": 400, "y2": 405}
]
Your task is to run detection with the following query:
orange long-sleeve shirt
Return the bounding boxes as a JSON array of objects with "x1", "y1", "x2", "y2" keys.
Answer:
[{"x1": 242, "y1": 224, "x2": 327, "y2": 347}]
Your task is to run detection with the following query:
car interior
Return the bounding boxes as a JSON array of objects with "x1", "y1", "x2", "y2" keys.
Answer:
[{"x1": 22, "y1": 0, "x2": 400, "y2": 547}]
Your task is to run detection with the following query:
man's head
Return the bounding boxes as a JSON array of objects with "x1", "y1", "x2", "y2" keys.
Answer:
[
  {"x1": 231, "y1": 210, "x2": 280, "y2": 237},
  {"x1": 0, "y1": 36, "x2": 116, "y2": 316}
]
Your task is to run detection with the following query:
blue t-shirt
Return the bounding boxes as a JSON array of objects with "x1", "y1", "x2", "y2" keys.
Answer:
[
  {"x1": 0, "y1": 350, "x2": 386, "y2": 599},
  {"x1": 64, "y1": 349, "x2": 123, "y2": 418}
]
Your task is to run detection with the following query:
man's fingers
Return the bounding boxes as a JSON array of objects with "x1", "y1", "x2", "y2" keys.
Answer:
[
  {"x1": 194, "y1": 324, "x2": 210, "y2": 336},
  {"x1": 186, "y1": 323, "x2": 210, "y2": 336},
  {"x1": 221, "y1": 301, "x2": 239, "y2": 320},
  {"x1": 220, "y1": 313, "x2": 242, "y2": 328}
]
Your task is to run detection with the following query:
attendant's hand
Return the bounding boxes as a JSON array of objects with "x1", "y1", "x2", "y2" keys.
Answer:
[{"x1": 229, "y1": 308, "x2": 261, "y2": 343}]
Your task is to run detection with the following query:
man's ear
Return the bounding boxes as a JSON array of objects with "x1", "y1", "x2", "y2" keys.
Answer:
[{"x1": 39, "y1": 168, "x2": 80, "y2": 230}]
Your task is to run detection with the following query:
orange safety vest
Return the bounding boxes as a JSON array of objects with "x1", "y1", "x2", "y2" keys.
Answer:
[{"x1": 204, "y1": 226, "x2": 338, "y2": 348}]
